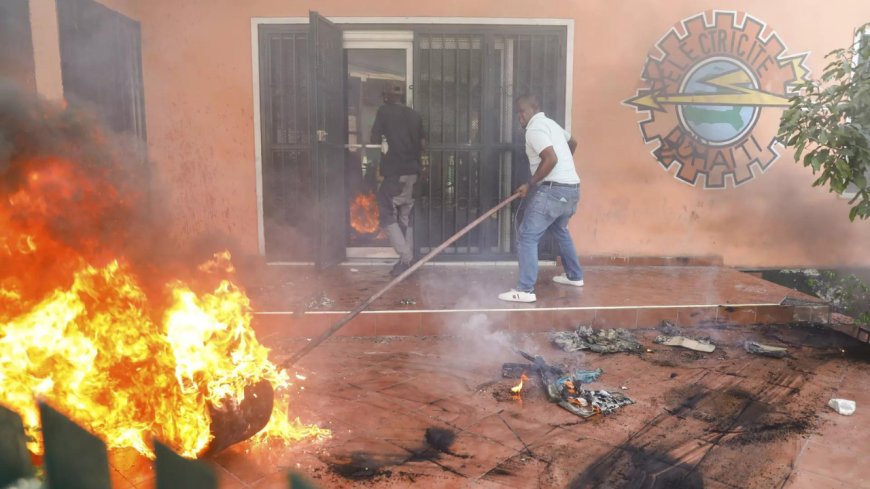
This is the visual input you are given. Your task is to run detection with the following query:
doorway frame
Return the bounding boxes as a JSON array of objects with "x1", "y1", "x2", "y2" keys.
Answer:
[
  {"x1": 251, "y1": 16, "x2": 574, "y2": 262},
  {"x1": 343, "y1": 30, "x2": 414, "y2": 259},
  {"x1": 343, "y1": 30, "x2": 414, "y2": 107}
]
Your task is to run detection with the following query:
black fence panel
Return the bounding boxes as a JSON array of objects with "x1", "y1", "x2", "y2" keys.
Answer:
[
  {"x1": 415, "y1": 27, "x2": 567, "y2": 260},
  {"x1": 258, "y1": 26, "x2": 317, "y2": 261}
]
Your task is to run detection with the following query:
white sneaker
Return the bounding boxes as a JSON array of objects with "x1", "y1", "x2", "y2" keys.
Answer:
[
  {"x1": 553, "y1": 274, "x2": 584, "y2": 287},
  {"x1": 498, "y1": 289, "x2": 537, "y2": 303}
]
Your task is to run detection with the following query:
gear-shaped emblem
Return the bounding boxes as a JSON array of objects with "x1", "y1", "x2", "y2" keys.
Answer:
[{"x1": 625, "y1": 11, "x2": 810, "y2": 188}]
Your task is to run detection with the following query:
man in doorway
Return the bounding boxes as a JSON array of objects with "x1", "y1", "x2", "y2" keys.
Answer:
[
  {"x1": 499, "y1": 94, "x2": 584, "y2": 302},
  {"x1": 371, "y1": 82, "x2": 426, "y2": 276}
]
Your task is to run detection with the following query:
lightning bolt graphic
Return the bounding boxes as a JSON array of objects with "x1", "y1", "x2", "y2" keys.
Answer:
[{"x1": 626, "y1": 70, "x2": 793, "y2": 112}]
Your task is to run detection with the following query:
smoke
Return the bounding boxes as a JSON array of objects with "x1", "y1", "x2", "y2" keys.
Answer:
[
  {"x1": 409, "y1": 269, "x2": 539, "y2": 369},
  {"x1": 0, "y1": 81, "x2": 250, "y2": 309},
  {"x1": 438, "y1": 312, "x2": 517, "y2": 367},
  {"x1": 0, "y1": 82, "x2": 139, "y2": 296}
]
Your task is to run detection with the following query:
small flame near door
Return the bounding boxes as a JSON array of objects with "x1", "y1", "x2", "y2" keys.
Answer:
[
  {"x1": 348, "y1": 191, "x2": 387, "y2": 245},
  {"x1": 350, "y1": 192, "x2": 380, "y2": 235}
]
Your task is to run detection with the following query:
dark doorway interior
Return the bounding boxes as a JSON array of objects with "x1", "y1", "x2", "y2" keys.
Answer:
[
  {"x1": 0, "y1": 0, "x2": 36, "y2": 91},
  {"x1": 345, "y1": 48, "x2": 407, "y2": 249},
  {"x1": 56, "y1": 0, "x2": 147, "y2": 146}
]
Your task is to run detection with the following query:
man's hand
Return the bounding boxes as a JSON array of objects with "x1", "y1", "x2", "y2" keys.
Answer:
[{"x1": 515, "y1": 183, "x2": 530, "y2": 198}]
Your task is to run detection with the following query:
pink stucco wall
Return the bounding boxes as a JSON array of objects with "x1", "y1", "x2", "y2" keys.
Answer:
[{"x1": 103, "y1": 0, "x2": 870, "y2": 267}]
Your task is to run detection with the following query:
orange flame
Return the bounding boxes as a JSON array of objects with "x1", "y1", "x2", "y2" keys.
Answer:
[
  {"x1": 0, "y1": 157, "x2": 328, "y2": 458},
  {"x1": 349, "y1": 192, "x2": 380, "y2": 234},
  {"x1": 511, "y1": 373, "x2": 529, "y2": 395}
]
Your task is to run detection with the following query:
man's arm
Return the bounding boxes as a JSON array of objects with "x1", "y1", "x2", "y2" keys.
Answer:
[
  {"x1": 516, "y1": 146, "x2": 557, "y2": 197},
  {"x1": 568, "y1": 137, "x2": 578, "y2": 155}
]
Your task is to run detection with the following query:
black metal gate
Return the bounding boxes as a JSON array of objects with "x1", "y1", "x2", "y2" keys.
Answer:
[
  {"x1": 258, "y1": 23, "x2": 567, "y2": 262},
  {"x1": 308, "y1": 12, "x2": 346, "y2": 268},
  {"x1": 258, "y1": 25, "x2": 315, "y2": 261},
  {"x1": 414, "y1": 28, "x2": 567, "y2": 260}
]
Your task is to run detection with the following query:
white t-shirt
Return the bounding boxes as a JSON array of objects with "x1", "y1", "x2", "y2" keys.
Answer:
[{"x1": 524, "y1": 112, "x2": 580, "y2": 184}]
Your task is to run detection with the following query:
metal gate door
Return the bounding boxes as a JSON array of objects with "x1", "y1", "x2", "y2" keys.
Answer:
[
  {"x1": 257, "y1": 15, "x2": 346, "y2": 265},
  {"x1": 258, "y1": 24, "x2": 315, "y2": 261},
  {"x1": 414, "y1": 28, "x2": 567, "y2": 260},
  {"x1": 308, "y1": 12, "x2": 346, "y2": 268}
]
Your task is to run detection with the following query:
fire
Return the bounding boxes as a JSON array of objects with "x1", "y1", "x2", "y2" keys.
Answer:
[
  {"x1": 0, "y1": 249, "x2": 328, "y2": 458},
  {"x1": 511, "y1": 373, "x2": 529, "y2": 395},
  {"x1": 0, "y1": 91, "x2": 328, "y2": 459},
  {"x1": 349, "y1": 192, "x2": 380, "y2": 234}
]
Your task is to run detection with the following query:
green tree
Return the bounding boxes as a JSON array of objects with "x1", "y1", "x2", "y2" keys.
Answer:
[{"x1": 779, "y1": 24, "x2": 870, "y2": 221}]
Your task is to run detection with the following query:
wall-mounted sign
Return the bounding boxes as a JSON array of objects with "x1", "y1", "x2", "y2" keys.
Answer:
[{"x1": 625, "y1": 11, "x2": 809, "y2": 188}]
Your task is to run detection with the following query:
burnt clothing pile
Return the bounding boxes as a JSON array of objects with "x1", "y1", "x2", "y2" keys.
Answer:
[
  {"x1": 551, "y1": 326, "x2": 642, "y2": 354},
  {"x1": 503, "y1": 351, "x2": 633, "y2": 418},
  {"x1": 554, "y1": 375, "x2": 634, "y2": 417},
  {"x1": 654, "y1": 321, "x2": 716, "y2": 352}
]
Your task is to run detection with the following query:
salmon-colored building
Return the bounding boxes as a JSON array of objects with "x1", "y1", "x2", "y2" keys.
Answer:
[{"x1": 4, "y1": 0, "x2": 869, "y2": 269}]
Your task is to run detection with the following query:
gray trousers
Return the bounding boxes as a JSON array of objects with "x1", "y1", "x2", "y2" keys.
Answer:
[{"x1": 378, "y1": 174, "x2": 416, "y2": 264}]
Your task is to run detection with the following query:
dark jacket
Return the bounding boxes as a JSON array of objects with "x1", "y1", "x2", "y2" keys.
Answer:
[{"x1": 370, "y1": 103, "x2": 424, "y2": 177}]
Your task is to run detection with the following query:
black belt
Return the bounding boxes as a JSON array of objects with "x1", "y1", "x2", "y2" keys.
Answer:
[{"x1": 539, "y1": 181, "x2": 579, "y2": 188}]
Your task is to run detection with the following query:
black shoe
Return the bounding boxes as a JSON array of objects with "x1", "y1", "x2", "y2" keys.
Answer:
[{"x1": 390, "y1": 261, "x2": 411, "y2": 277}]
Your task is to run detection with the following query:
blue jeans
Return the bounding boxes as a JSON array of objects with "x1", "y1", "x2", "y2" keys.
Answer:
[{"x1": 516, "y1": 184, "x2": 583, "y2": 293}]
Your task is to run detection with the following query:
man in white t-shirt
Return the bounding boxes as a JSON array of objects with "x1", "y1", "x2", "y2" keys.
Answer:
[{"x1": 499, "y1": 95, "x2": 584, "y2": 303}]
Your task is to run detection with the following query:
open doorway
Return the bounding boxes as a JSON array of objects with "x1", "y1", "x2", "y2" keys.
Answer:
[{"x1": 344, "y1": 32, "x2": 413, "y2": 259}]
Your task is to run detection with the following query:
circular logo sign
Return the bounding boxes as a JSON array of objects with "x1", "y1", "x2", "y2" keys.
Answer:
[{"x1": 625, "y1": 12, "x2": 809, "y2": 188}]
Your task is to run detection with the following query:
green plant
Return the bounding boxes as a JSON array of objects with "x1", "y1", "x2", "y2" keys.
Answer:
[
  {"x1": 778, "y1": 23, "x2": 870, "y2": 221},
  {"x1": 807, "y1": 271, "x2": 870, "y2": 324}
]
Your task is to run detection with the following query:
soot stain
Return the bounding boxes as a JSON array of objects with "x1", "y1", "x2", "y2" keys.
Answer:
[
  {"x1": 570, "y1": 447, "x2": 704, "y2": 489},
  {"x1": 572, "y1": 382, "x2": 816, "y2": 488},
  {"x1": 326, "y1": 426, "x2": 463, "y2": 480}
]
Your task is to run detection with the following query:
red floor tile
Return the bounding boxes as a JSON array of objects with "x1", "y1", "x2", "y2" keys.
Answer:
[
  {"x1": 756, "y1": 305, "x2": 796, "y2": 325},
  {"x1": 636, "y1": 307, "x2": 682, "y2": 327},
  {"x1": 783, "y1": 469, "x2": 853, "y2": 489},
  {"x1": 104, "y1": 316, "x2": 870, "y2": 489},
  {"x1": 793, "y1": 439, "x2": 870, "y2": 487},
  {"x1": 250, "y1": 265, "x2": 824, "y2": 338},
  {"x1": 717, "y1": 306, "x2": 757, "y2": 325},
  {"x1": 592, "y1": 309, "x2": 638, "y2": 328},
  {"x1": 677, "y1": 307, "x2": 718, "y2": 327}
]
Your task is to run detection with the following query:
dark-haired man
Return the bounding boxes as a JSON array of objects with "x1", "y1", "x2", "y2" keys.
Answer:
[
  {"x1": 371, "y1": 83, "x2": 426, "y2": 276},
  {"x1": 499, "y1": 95, "x2": 584, "y2": 303}
]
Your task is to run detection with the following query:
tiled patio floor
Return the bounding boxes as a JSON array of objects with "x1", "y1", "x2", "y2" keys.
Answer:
[
  {"x1": 110, "y1": 321, "x2": 870, "y2": 488},
  {"x1": 246, "y1": 264, "x2": 827, "y2": 339}
]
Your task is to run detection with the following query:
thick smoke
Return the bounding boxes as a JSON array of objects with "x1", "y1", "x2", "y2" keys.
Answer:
[{"x1": 0, "y1": 82, "x2": 243, "y2": 309}]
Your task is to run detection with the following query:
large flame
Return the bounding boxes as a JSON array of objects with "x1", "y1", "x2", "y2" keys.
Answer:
[
  {"x1": 349, "y1": 192, "x2": 380, "y2": 235},
  {"x1": 0, "y1": 97, "x2": 328, "y2": 459}
]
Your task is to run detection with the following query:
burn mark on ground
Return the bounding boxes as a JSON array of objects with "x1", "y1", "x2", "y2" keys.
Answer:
[
  {"x1": 327, "y1": 452, "x2": 398, "y2": 480},
  {"x1": 571, "y1": 448, "x2": 704, "y2": 489},
  {"x1": 482, "y1": 453, "x2": 544, "y2": 482},
  {"x1": 423, "y1": 427, "x2": 464, "y2": 457},
  {"x1": 324, "y1": 427, "x2": 466, "y2": 481},
  {"x1": 571, "y1": 376, "x2": 817, "y2": 488},
  {"x1": 757, "y1": 323, "x2": 870, "y2": 362}
]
